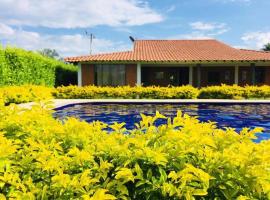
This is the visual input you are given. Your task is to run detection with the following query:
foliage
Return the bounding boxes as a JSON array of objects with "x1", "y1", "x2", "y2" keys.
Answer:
[
  {"x1": 53, "y1": 85, "x2": 199, "y2": 99},
  {"x1": 2, "y1": 85, "x2": 270, "y2": 105},
  {"x1": 38, "y1": 48, "x2": 60, "y2": 60},
  {"x1": 262, "y1": 43, "x2": 270, "y2": 51},
  {"x1": 55, "y1": 65, "x2": 77, "y2": 87},
  {"x1": 0, "y1": 85, "x2": 53, "y2": 105},
  {"x1": 54, "y1": 84, "x2": 270, "y2": 100},
  {"x1": 0, "y1": 105, "x2": 269, "y2": 199},
  {"x1": 0, "y1": 46, "x2": 77, "y2": 87},
  {"x1": 198, "y1": 84, "x2": 270, "y2": 99}
]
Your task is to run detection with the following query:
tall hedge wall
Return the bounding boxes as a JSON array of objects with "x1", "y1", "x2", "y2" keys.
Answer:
[{"x1": 0, "y1": 46, "x2": 77, "y2": 87}]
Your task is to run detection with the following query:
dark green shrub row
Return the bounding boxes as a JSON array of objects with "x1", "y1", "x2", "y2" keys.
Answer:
[
  {"x1": 0, "y1": 47, "x2": 77, "y2": 87},
  {"x1": 54, "y1": 63, "x2": 77, "y2": 86}
]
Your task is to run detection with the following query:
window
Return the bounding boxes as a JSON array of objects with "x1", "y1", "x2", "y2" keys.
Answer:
[
  {"x1": 224, "y1": 71, "x2": 230, "y2": 81},
  {"x1": 155, "y1": 72, "x2": 164, "y2": 79},
  {"x1": 255, "y1": 68, "x2": 265, "y2": 84},
  {"x1": 241, "y1": 70, "x2": 247, "y2": 81},
  {"x1": 208, "y1": 71, "x2": 220, "y2": 84},
  {"x1": 95, "y1": 65, "x2": 125, "y2": 86}
]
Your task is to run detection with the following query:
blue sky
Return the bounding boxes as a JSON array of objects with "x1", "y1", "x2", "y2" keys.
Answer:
[{"x1": 0, "y1": 0, "x2": 270, "y2": 57}]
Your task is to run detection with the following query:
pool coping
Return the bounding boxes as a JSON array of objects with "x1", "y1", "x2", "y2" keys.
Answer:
[{"x1": 19, "y1": 99, "x2": 270, "y2": 109}]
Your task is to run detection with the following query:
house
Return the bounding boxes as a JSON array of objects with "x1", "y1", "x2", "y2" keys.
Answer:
[{"x1": 65, "y1": 39, "x2": 270, "y2": 87}]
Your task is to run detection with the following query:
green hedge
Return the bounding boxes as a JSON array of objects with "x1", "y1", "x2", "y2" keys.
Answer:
[
  {"x1": 0, "y1": 47, "x2": 77, "y2": 87},
  {"x1": 54, "y1": 63, "x2": 77, "y2": 86}
]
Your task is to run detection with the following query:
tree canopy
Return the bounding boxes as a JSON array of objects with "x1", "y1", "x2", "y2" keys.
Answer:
[
  {"x1": 38, "y1": 48, "x2": 61, "y2": 59},
  {"x1": 262, "y1": 43, "x2": 270, "y2": 51}
]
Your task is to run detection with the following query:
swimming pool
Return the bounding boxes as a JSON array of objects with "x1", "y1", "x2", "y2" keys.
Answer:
[{"x1": 54, "y1": 103, "x2": 270, "y2": 142}]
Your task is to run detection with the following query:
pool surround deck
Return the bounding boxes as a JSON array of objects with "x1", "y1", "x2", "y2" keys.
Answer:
[{"x1": 19, "y1": 99, "x2": 270, "y2": 110}]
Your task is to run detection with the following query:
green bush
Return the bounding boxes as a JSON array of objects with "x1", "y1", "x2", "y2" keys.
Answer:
[
  {"x1": 198, "y1": 84, "x2": 270, "y2": 99},
  {"x1": 0, "y1": 46, "x2": 77, "y2": 87},
  {"x1": 0, "y1": 105, "x2": 269, "y2": 199},
  {"x1": 55, "y1": 64, "x2": 77, "y2": 87},
  {"x1": 53, "y1": 85, "x2": 200, "y2": 99},
  {"x1": 3, "y1": 85, "x2": 270, "y2": 106},
  {"x1": 0, "y1": 85, "x2": 53, "y2": 105},
  {"x1": 54, "y1": 85, "x2": 270, "y2": 100}
]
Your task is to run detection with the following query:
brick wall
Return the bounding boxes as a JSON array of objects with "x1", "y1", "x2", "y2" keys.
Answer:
[
  {"x1": 81, "y1": 64, "x2": 94, "y2": 86},
  {"x1": 125, "y1": 64, "x2": 137, "y2": 86}
]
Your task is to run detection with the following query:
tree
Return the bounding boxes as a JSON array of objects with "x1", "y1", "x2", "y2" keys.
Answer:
[
  {"x1": 38, "y1": 48, "x2": 60, "y2": 59},
  {"x1": 262, "y1": 43, "x2": 270, "y2": 51}
]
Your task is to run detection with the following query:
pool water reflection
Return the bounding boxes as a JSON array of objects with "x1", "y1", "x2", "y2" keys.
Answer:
[{"x1": 54, "y1": 103, "x2": 270, "y2": 142}]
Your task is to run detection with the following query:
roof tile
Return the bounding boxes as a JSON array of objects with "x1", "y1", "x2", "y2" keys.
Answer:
[{"x1": 65, "y1": 39, "x2": 270, "y2": 62}]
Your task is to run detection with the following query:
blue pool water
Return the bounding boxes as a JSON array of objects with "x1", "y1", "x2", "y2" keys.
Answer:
[{"x1": 54, "y1": 103, "x2": 270, "y2": 142}]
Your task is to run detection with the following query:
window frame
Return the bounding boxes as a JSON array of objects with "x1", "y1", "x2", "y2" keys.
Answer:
[{"x1": 94, "y1": 64, "x2": 126, "y2": 86}]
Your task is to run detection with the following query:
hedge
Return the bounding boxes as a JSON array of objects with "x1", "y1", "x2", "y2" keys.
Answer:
[
  {"x1": 2, "y1": 85, "x2": 270, "y2": 106},
  {"x1": 0, "y1": 85, "x2": 53, "y2": 105},
  {"x1": 53, "y1": 85, "x2": 270, "y2": 100},
  {"x1": 53, "y1": 85, "x2": 200, "y2": 99},
  {"x1": 0, "y1": 46, "x2": 77, "y2": 87},
  {"x1": 198, "y1": 85, "x2": 270, "y2": 99},
  {"x1": 0, "y1": 104, "x2": 269, "y2": 199}
]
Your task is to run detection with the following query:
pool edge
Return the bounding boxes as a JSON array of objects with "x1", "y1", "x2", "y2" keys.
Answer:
[{"x1": 19, "y1": 99, "x2": 270, "y2": 110}]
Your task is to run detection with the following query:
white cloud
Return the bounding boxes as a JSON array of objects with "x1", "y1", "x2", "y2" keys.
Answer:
[
  {"x1": 190, "y1": 21, "x2": 228, "y2": 32},
  {"x1": 241, "y1": 31, "x2": 270, "y2": 49},
  {"x1": 0, "y1": 23, "x2": 15, "y2": 36},
  {"x1": 169, "y1": 21, "x2": 230, "y2": 39},
  {"x1": 168, "y1": 32, "x2": 213, "y2": 40},
  {"x1": 0, "y1": 23, "x2": 131, "y2": 57},
  {"x1": 214, "y1": 0, "x2": 251, "y2": 3},
  {"x1": 166, "y1": 5, "x2": 176, "y2": 13},
  {"x1": 0, "y1": 0, "x2": 163, "y2": 28}
]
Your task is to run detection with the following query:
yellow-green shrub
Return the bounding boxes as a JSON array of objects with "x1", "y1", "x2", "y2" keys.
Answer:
[
  {"x1": 198, "y1": 84, "x2": 245, "y2": 99},
  {"x1": 53, "y1": 85, "x2": 199, "y2": 99},
  {"x1": 3, "y1": 85, "x2": 270, "y2": 105},
  {"x1": 199, "y1": 85, "x2": 270, "y2": 99},
  {"x1": 0, "y1": 85, "x2": 53, "y2": 105},
  {"x1": 0, "y1": 104, "x2": 269, "y2": 199},
  {"x1": 243, "y1": 85, "x2": 270, "y2": 99}
]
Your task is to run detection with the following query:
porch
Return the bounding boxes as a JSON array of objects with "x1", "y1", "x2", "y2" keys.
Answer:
[
  {"x1": 136, "y1": 63, "x2": 270, "y2": 87},
  {"x1": 77, "y1": 63, "x2": 270, "y2": 87}
]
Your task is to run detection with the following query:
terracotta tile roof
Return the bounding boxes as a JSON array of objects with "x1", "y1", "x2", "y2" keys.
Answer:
[
  {"x1": 65, "y1": 39, "x2": 270, "y2": 63},
  {"x1": 65, "y1": 51, "x2": 133, "y2": 62}
]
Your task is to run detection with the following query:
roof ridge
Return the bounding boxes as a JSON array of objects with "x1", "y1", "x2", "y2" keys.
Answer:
[
  {"x1": 240, "y1": 49, "x2": 270, "y2": 53},
  {"x1": 71, "y1": 51, "x2": 132, "y2": 58},
  {"x1": 65, "y1": 39, "x2": 270, "y2": 62},
  {"x1": 64, "y1": 51, "x2": 133, "y2": 62},
  {"x1": 134, "y1": 39, "x2": 217, "y2": 42}
]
